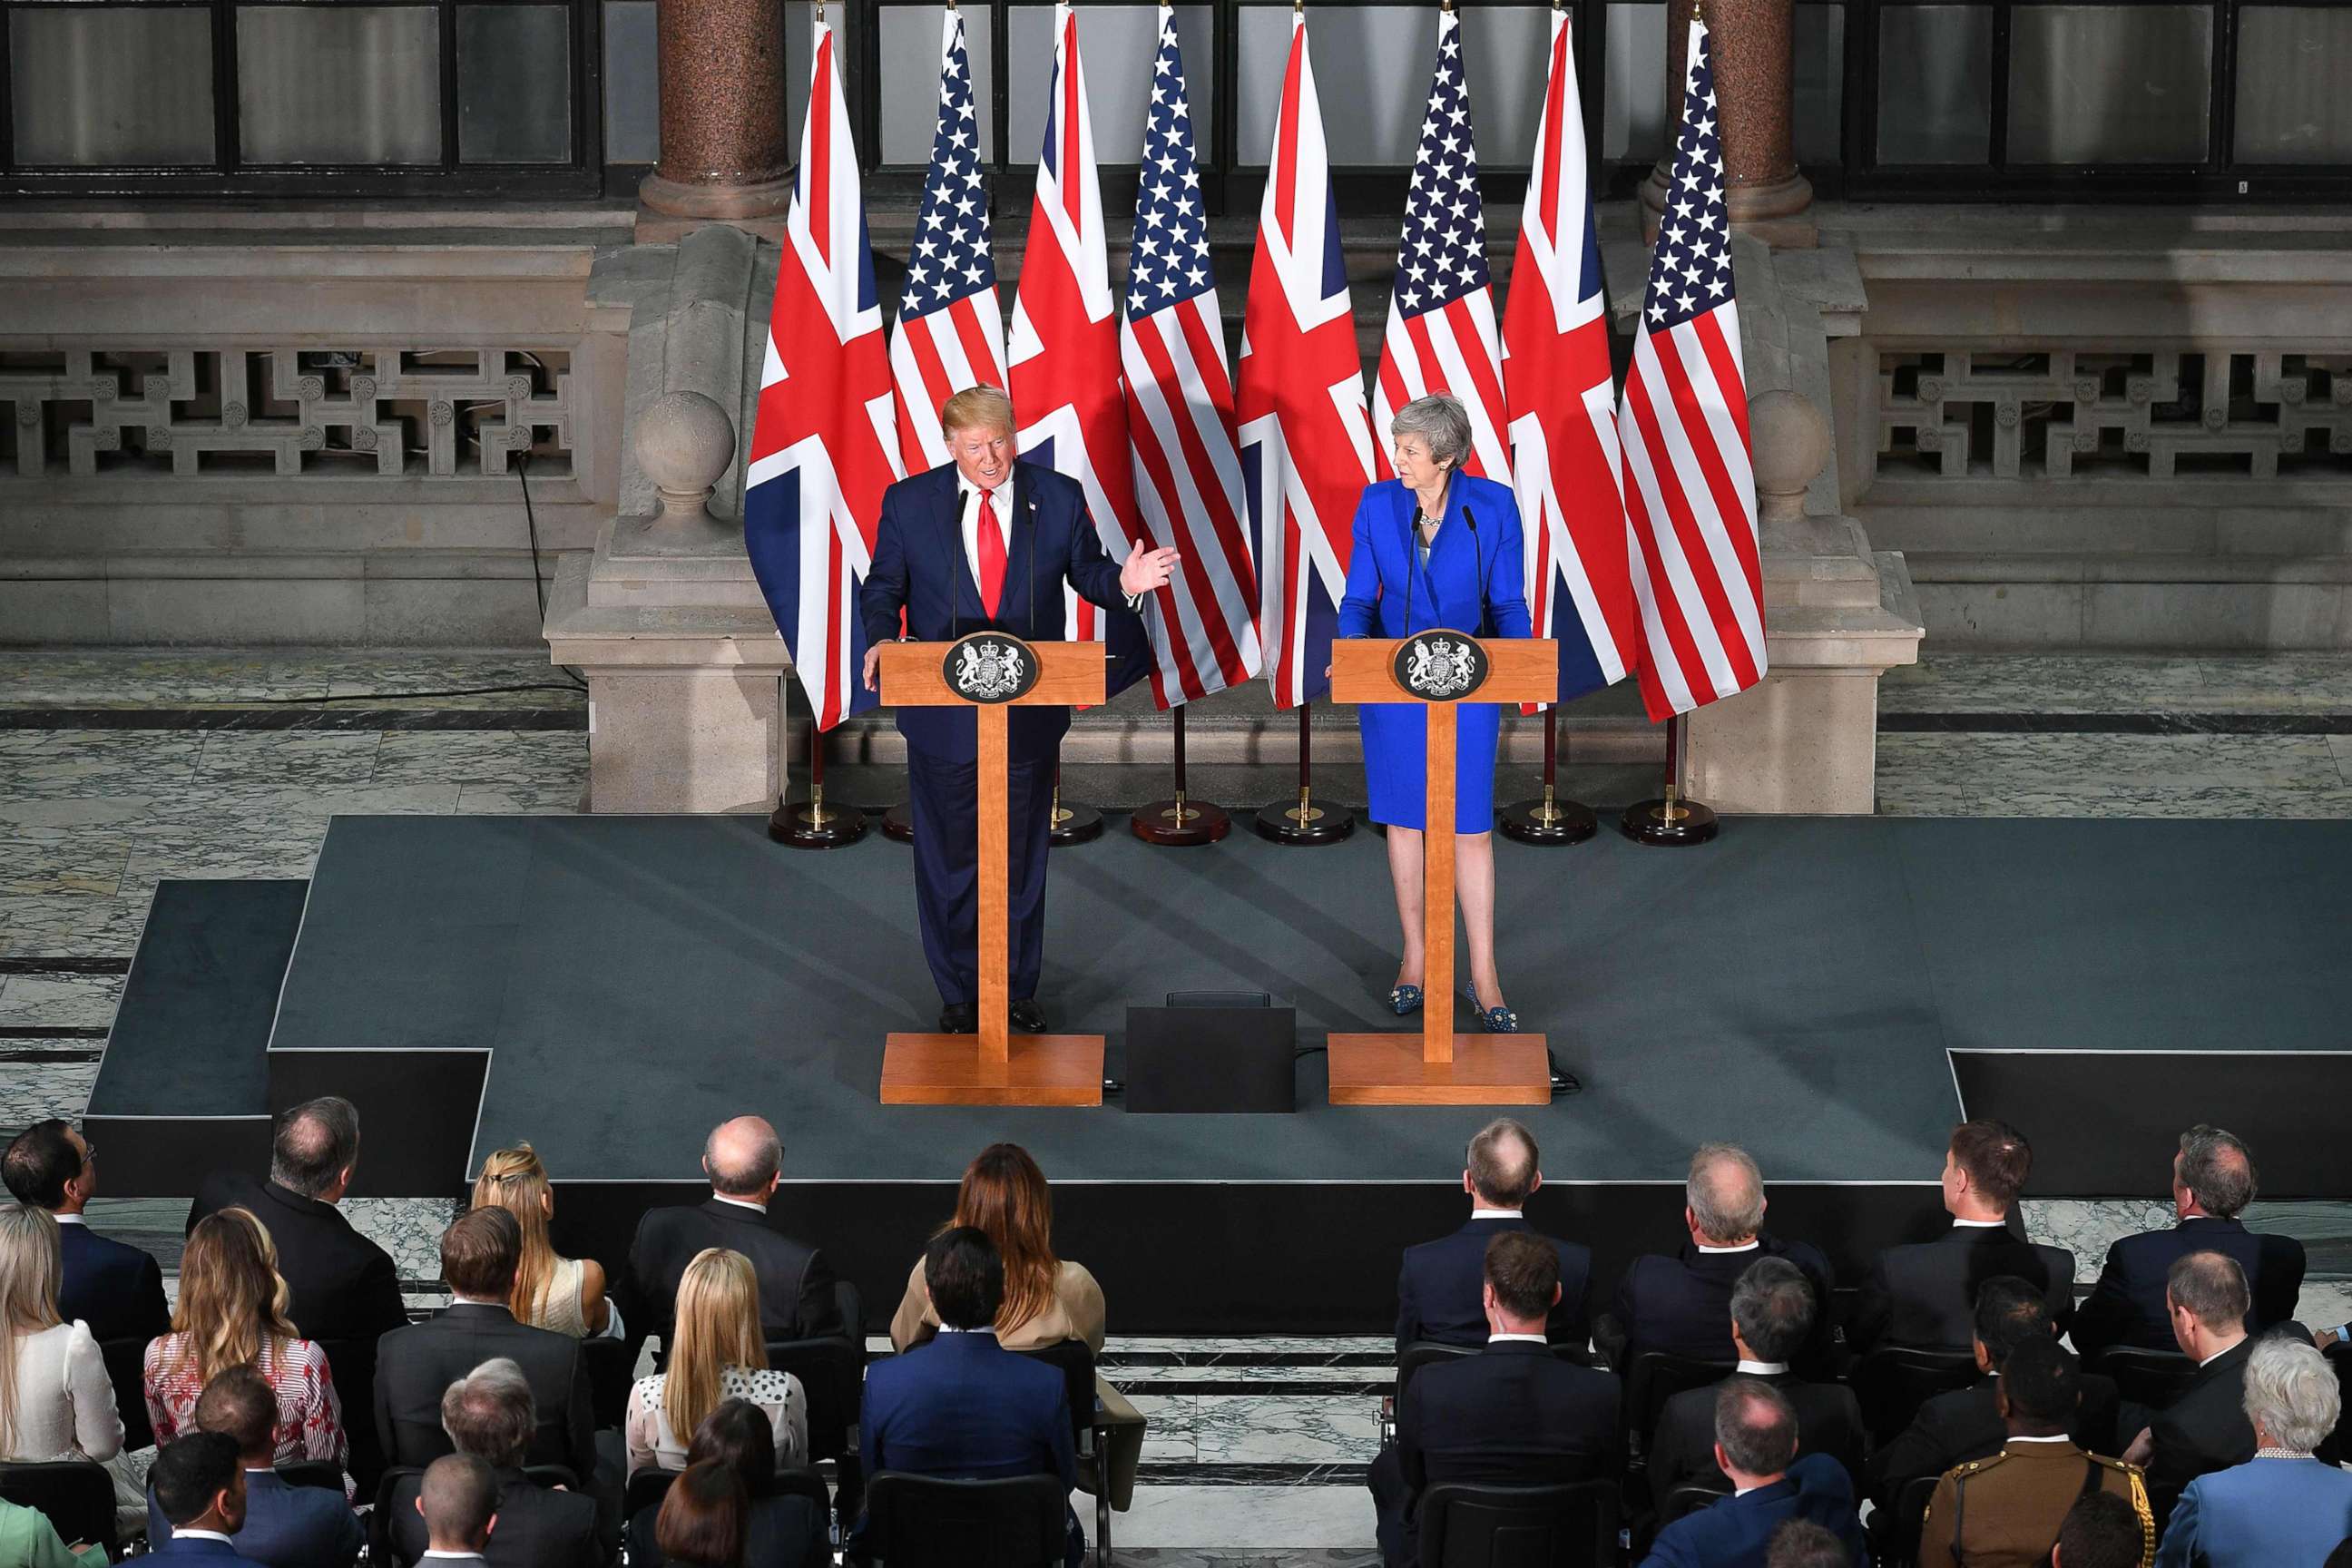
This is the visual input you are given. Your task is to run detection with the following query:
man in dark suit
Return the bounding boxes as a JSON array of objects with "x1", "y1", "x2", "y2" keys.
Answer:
[
  {"x1": 1850, "y1": 1118, "x2": 2074, "y2": 1353},
  {"x1": 386, "y1": 1362, "x2": 601, "y2": 1568},
  {"x1": 1599, "y1": 1143, "x2": 1837, "y2": 1375},
  {"x1": 407, "y1": 1455, "x2": 497, "y2": 1568},
  {"x1": 856, "y1": 384, "x2": 1177, "y2": 1034},
  {"x1": 3, "y1": 1118, "x2": 168, "y2": 1344},
  {"x1": 1638, "y1": 1382, "x2": 1867, "y2": 1568},
  {"x1": 1396, "y1": 1118, "x2": 1592, "y2": 1353},
  {"x1": 144, "y1": 1367, "x2": 364, "y2": 1568},
  {"x1": 2072, "y1": 1125, "x2": 2308, "y2": 1360},
  {"x1": 2122, "y1": 1251, "x2": 2257, "y2": 1499},
  {"x1": 1369, "y1": 1231, "x2": 1621, "y2": 1565},
  {"x1": 375, "y1": 1209, "x2": 595, "y2": 1486},
  {"x1": 854, "y1": 1226, "x2": 1081, "y2": 1567},
  {"x1": 622, "y1": 1114, "x2": 840, "y2": 1346},
  {"x1": 1649, "y1": 1258, "x2": 1866, "y2": 1514},
  {"x1": 146, "y1": 1433, "x2": 271, "y2": 1568}
]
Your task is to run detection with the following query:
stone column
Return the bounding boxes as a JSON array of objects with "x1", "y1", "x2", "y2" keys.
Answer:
[
  {"x1": 639, "y1": 0, "x2": 795, "y2": 222},
  {"x1": 1642, "y1": 0, "x2": 1813, "y2": 231}
]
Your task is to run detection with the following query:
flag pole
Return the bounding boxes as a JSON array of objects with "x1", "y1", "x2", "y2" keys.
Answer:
[
  {"x1": 1134, "y1": 706, "x2": 1231, "y2": 846},
  {"x1": 1254, "y1": 703, "x2": 1354, "y2": 844},
  {"x1": 1499, "y1": 703, "x2": 1597, "y2": 844},
  {"x1": 771, "y1": 722, "x2": 868, "y2": 848},
  {"x1": 1620, "y1": 710, "x2": 1719, "y2": 846}
]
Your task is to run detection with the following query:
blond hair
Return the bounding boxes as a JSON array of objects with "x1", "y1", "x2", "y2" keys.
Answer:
[
  {"x1": 664, "y1": 1250, "x2": 766, "y2": 1443},
  {"x1": 939, "y1": 385, "x2": 1014, "y2": 438},
  {"x1": 0, "y1": 1205, "x2": 64, "y2": 1454},
  {"x1": 171, "y1": 1207, "x2": 301, "y2": 1386},
  {"x1": 473, "y1": 1144, "x2": 560, "y2": 1327}
]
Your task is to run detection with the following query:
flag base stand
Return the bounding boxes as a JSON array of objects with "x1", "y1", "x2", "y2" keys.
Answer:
[
  {"x1": 881, "y1": 803, "x2": 915, "y2": 844},
  {"x1": 769, "y1": 732, "x2": 866, "y2": 848},
  {"x1": 1253, "y1": 705, "x2": 1355, "y2": 845},
  {"x1": 1326, "y1": 1033, "x2": 1553, "y2": 1106},
  {"x1": 1134, "y1": 794, "x2": 1230, "y2": 847},
  {"x1": 1500, "y1": 788, "x2": 1598, "y2": 845},
  {"x1": 1621, "y1": 791, "x2": 1718, "y2": 847},
  {"x1": 1048, "y1": 779, "x2": 1103, "y2": 847}
]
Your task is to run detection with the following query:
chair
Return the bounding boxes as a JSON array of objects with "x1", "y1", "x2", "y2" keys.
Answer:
[
  {"x1": 861, "y1": 1472, "x2": 1068, "y2": 1567},
  {"x1": 0, "y1": 1460, "x2": 119, "y2": 1560},
  {"x1": 1657, "y1": 1482, "x2": 1729, "y2": 1526},
  {"x1": 1852, "y1": 1346, "x2": 1981, "y2": 1446},
  {"x1": 1015, "y1": 1338, "x2": 1116, "y2": 1559},
  {"x1": 520, "y1": 1463, "x2": 582, "y2": 1491},
  {"x1": 370, "y1": 1465, "x2": 425, "y2": 1568},
  {"x1": 312, "y1": 1336, "x2": 387, "y2": 1497},
  {"x1": 274, "y1": 1459, "x2": 346, "y2": 1493},
  {"x1": 581, "y1": 1330, "x2": 643, "y2": 1429},
  {"x1": 1416, "y1": 1478, "x2": 1620, "y2": 1568},
  {"x1": 1621, "y1": 1354, "x2": 1734, "y2": 1465},
  {"x1": 623, "y1": 1465, "x2": 830, "y2": 1567},
  {"x1": 2087, "y1": 1346, "x2": 2197, "y2": 1413},
  {"x1": 1877, "y1": 1472, "x2": 1939, "y2": 1568},
  {"x1": 99, "y1": 1337, "x2": 153, "y2": 1455}
]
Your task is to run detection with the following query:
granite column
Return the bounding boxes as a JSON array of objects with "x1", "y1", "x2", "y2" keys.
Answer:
[
  {"x1": 1642, "y1": 0, "x2": 1813, "y2": 230},
  {"x1": 640, "y1": 0, "x2": 795, "y2": 222}
]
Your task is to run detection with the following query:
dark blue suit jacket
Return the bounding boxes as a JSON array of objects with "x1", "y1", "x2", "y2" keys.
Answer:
[
  {"x1": 1396, "y1": 1217, "x2": 1592, "y2": 1353},
  {"x1": 1606, "y1": 1235, "x2": 1839, "y2": 1375},
  {"x1": 2071, "y1": 1215, "x2": 2307, "y2": 1358},
  {"x1": 858, "y1": 459, "x2": 1132, "y2": 763},
  {"x1": 147, "y1": 1474, "x2": 363, "y2": 1568},
  {"x1": 58, "y1": 1218, "x2": 169, "y2": 1345},
  {"x1": 142, "y1": 1535, "x2": 276, "y2": 1568},
  {"x1": 1637, "y1": 1452, "x2": 1868, "y2": 1568}
]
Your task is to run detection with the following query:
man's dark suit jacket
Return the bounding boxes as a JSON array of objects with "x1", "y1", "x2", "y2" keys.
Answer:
[
  {"x1": 144, "y1": 1538, "x2": 274, "y2": 1568},
  {"x1": 1646, "y1": 1367, "x2": 1865, "y2": 1514},
  {"x1": 1395, "y1": 1217, "x2": 1592, "y2": 1352},
  {"x1": 623, "y1": 1197, "x2": 840, "y2": 1347},
  {"x1": 2143, "y1": 1336, "x2": 2257, "y2": 1497},
  {"x1": 188, "y1": 1174, "x2": 408, "y2": 1348},
  {"x1": 145, "y1": 1471, "x2": 366, "y2": 1568},
  {"x1": 386, "y1": 1465, "x2": 601, "y2": 1568},
  {"x1": 856, "y1": 458, "x2": 1132, "y2": 766},
  {"x1": 1849, "y1": 1222, "x2": 2075, "y2": 1353},
  {"x1": 58, "y1": 1216, "x2": 170, "y2": 1344},
  {"x1": 1863, "y1": 1371, "x2": 2122, "y2": 1506},
  {"x1": 1604, "y1": 1235, "x2": 1838, "y2": 1372},
  {"x1": 1636, "y1": 1451, "x2": 1867, "y2": 1568},
  {"x1": 2070, "y1": 1216, "x2": 2308, "y2": 1358},
  {"x1": 374, "y1": 1303, "x2": 596, "y2": 1484},
  {"x1": 1377, "y1": 1339, "x2": 1619, "y2": 1566}
]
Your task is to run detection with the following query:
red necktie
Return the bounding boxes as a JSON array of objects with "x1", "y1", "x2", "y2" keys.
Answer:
[{"x1": 975, "y1": 487, "x2": 1005, "y2": 619}]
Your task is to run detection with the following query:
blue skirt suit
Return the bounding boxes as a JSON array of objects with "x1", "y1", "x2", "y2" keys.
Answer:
[{"x1": 1336, "y1": 472, "x2": 1533, "y2": 833}]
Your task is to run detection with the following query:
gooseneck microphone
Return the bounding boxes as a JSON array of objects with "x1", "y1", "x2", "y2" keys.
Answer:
[
  {"x1": 937, "y1": 480, "x2": 972, "y2": 641},
  {"x1": 1462, "y1": 503, "x2": 1494, "y2": 638}
]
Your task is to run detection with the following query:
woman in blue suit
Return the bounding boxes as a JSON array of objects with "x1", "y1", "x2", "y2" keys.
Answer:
[{"x1": 1335, "y1": 394, "x2": 1531, "y2": 1033}]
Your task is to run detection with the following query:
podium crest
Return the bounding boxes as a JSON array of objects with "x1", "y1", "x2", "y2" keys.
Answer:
[
  {"x1": 944, "y1": 632, "x2": 1039, "y2": 703},
  {"x1": 1394, "y1": 631, "x2": 1490, "y2": 701}
]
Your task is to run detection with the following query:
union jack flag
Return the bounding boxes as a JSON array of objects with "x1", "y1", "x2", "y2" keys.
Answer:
[
  {"x1": 1371, "y1": 8, "x2": 1507, "y2": 485},
  {"x1": 887, "y1": 7, "x2": 1006, "y2": 474},
  {"x1": 1120, "y1": 5, "x2": 1260, "y2": 707},
  {"x1": 741, "y1": 16, "x2": 903, "y2": 732},
  {"x1": 1619, "y1": 19, "x2": 1763, "y2": 720},
  {"x1": 1236, "y1": 14, "x2": 1375, "y2": 710},
  {"x1": 1503, "y1": 9, "x2": 1639, "y2": 704}
]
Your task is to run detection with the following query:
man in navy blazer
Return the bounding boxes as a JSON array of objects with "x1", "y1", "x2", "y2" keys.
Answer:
[
  {"x1": 858, "y1": 386, "x2": 1177, "y2": 1034},
  {"x1": 146, "y1": 1432, "x2": 274, "y2": 1568},
  {"x1": 1396, "y1": 1119, "x2": 1592, "y2": 1352},
  {"x1": 145, "y1": 1368, "x2": 363, "y2": 1568},
  {"x1": 1638, "y1": 1383, "x2": 1867, "y2": 1568},
  {"x1": 3, "y1": 1119, "x2": 169, "y2": 1344},
  {"x1": 854, "y1": 1226, "x2": 1080, "y2": 1566}
]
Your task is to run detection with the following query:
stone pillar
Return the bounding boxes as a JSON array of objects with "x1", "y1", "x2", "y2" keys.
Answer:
[
  {"x1": 639, "y1": 0, "x2": 794, "y2": 223},
  {"x1": 1642, "y1": 0, "x2": 1813, "y2": 233}
]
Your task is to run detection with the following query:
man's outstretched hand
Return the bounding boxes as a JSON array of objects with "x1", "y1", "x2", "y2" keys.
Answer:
[
  {"x1": 1121, "y1": 540, "x2": 1181, "y2": 598},
  {"x1": 862, "y1": 644, "x2": 885, "y2": 692}
]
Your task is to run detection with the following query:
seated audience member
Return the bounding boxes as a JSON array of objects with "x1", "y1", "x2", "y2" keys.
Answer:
[
  {"x1": 1919, "y1": 1337, "x2": 2150, "y2": 1567},
  {"x1": 1602, "y1": 1144, "x2": 1835, "y2": 1373},
  {"x1": 627, "y1": 1249, "x2": 806, "y2": 1475},
  {"x1": 1766, "y1": 1518, "x2": 1855, "y2": 1568},
  {"x1": 473, "y1": 1146, "x2": 612, "y2": 1338},
  {"x1": 2155, "y1": 1335, "x2": 2352, "y2": 1567},
  {"x1": 2055, "y1": 1492, "x2": 2152, "y2": 1568},
  {"x1": 0, "y1": 1205, "x2": 126, "y2": 1478},
  {"x1": 1367, "y1": 1231, "x2": 1621, "y2": 1567},
  {"x1": 375, "y1": 1207, "x2": 596, "y2": 1484},
  {"x1": 1391, "y1": 1119, "x2": 1592, "y2": 1353},
  {"x1": 146, "y1": 1209, "x2": 347, "y2": 1487},
  {"x1": 1649, "y1": 1258, "x2": 1864, "y2": 1514},
  {"x1": 411, "y1": 1453, "x2": 499, "y2": 1568},
  {"x1": 855, "y1": 1227, "x2": 1080, "y2": 1568},
  {"x1": 2121, "y1": 1252, "x2": 2256, "y2": 1497},
  {"x1": 0, "y1": 1494, "x2": 101, "y2": 1564},
  {"x1": 4, "y1": 1120, "x2": 168, "y2": 1343},
  {"x1": 1852, "y1": 1120, "x2": 2073, "y2": 1353},
  {"x1": 145, "y1": 1432, "x2": 269, "y2": 1568},
  {"x1": 144, "y1": 1367, "x2": 363, "y2": 1567},
  {"x1": 1869, "y1": 1275, "x2": 2122, "y2": 1508},
  {"x1": 654, "y1": 1461, "x2": 746, "y2": 1568},
  {"x1": 626, "y1": 1400, "x2": 827, "y2": 1568},
  {"x1": 624, "y1": 1117, "x2": 839, "y2": 1345},
  {"x1": 2073, "y1": 1126, "x2": 2307, "y2": 1360},
  {"x1": 387, "y1": 1358, "x2": 601, "y2": 1568},
  {"x1": 1638, "y1": 1380, "x2": 1867, "y2": 1568}
]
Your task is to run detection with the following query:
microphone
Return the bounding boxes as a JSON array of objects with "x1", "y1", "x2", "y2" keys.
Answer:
[
  {"x1": 937, "y1": 484, "x2": 970, "y2": 641},
  {"x1": 1402, "y1": 488, "x2": 1421, "y2": 640},
  {"x1": 1462, "y1": 504, "x2": 1492, "y2": 638}
]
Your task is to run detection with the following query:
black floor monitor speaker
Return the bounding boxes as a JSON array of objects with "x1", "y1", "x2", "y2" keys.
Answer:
[{"x1": 1124, "y1": 994, "x2": 1297, "y2": 1113}]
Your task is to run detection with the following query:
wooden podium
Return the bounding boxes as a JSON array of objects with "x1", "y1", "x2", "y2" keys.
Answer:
[
  {"x1": 1325, "y1": 633, "x2": 1557, "y2": 1105},
  {"x1": 876, "y1": 633, "x2": 1106, "y2": 1106}
]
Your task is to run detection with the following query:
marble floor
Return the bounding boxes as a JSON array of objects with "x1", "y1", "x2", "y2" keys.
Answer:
[{"x1": 4, "y1": 647, "x2": 2349, "y2": 1557}]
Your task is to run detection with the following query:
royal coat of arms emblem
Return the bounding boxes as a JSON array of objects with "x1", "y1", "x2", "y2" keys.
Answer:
[
  {"x1": 1394, "y1": 631, "x2": 1490, "y2": 701},
  {"x1": 945, "y1": 632, "x2": 1037, "y2": 703}
]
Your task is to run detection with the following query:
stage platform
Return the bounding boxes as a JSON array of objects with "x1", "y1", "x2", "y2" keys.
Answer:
[{"x1": 90, "y1": 813, "x2": 2352, "y2": 1333}]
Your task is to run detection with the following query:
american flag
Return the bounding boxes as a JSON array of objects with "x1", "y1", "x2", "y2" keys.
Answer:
[
  {"x1": 1119, "y1": 5, "x2": 1261, "y2": 707},
  {"x1": 887, "y1": 7, "x2": 1007, "y2": 474},
  {"x1": 1503, "y1": 9, "x2": 1639, "y2": 704},
  {"x1": 1618, "y1": 19, "x2": 1763, "y2": 721},
  {"x1": 741, "y1": 17, "x2": 904, "y2": 732},
  {"x1": 1371, "y1": 8, "x2": 1507, "y2": 485},
  {"x1": 1236, "y1": 14, "x2": 1375, "y2": 710}
]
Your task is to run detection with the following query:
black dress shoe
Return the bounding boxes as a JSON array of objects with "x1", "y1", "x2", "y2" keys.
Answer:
[
  {"x1": 939, "y1": 1003, "x2": 977, "y2": 1034},
  {"x1": 1008, "y1": 999, "x2": 1048, "y2": 1034}
]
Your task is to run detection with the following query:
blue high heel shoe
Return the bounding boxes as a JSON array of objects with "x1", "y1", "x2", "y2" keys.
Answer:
[
  {"x1": 1388, "y1": 983, "x2": 1424, "y2": 1015},
  {"x1": 1465, "y1": 990, "x2": 1520, "y2": 1034}
]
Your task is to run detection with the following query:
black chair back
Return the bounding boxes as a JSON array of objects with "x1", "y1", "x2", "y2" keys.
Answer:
[
  {"x1": 1658, "y1": 1483, "x2": 1729, "y2": 1526},
  {"x1": 2088, "y1": 1346, "x2": 2198, "y2": 1413},
  {"x1": 623, "y1": 1466, "x2": 830, "y2": 1568},
  {"x1": 1013, "y1": 1338, "x2": 1099, "y2": 1445},
  {"x1": 0, "y1": 1460, "x2": 116, "y2": 1560},
  {"x1": 1881, "y1": 1472, "x2": 1939, "y2": 1568},
  {"x1": 768, "y1": 1335, "x2": 866, "y2": 1460},
  {"x1": 624, "y1": 1465, "x2": 678, "y2": 1521},
  {"x1": 1396, "y1": 1341, "x2": 1479, "y2": 1407},
  {"x1": 371, "y1": 1465, "x2": 425, "y2": 1568},
  {"x1": 581, "y1": 1331, "x2": 642, "y2": 1429},
  {"x1": 1853, "y1": 1346, "x2": 1982, "y2": 1445},
  {"x1": 1622, "y1": 1354, "x2": 1734, "y2": 1460},
  {"x1": 275, "y1": 1459, "x2": 346, "y2": 1492},
  {"x1": 98, "y1": 1337, "x2": 153, "y2": 1454},
  {"x1": 1416, "y1": 1478, "x2": 1619, "y2": 1568},
  {"x1": 314, "y1": 1336, "x2": 387, "y2": 1495},
  {"x1": 863, "y1": 1472, "x2": 1068, "y2": 1567}
]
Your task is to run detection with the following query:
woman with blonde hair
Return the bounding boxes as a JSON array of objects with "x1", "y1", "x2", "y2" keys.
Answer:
[
  {"x1": 0, "y1": 1203, "x2": 134, "y2": 1533},
  {"x1": 143, "y1": 1206, "x2": 348, "y2": 1488},
  {"x1": 471, "y1": 1143, "x2": 610, "y2": 1336},
  {"x1": 625, "y1": 1249, "x2": 805, "y2": 1475}
]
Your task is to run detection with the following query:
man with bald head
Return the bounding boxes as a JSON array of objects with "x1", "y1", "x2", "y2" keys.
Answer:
[
  {"x1": 624, "y1": 1115, "x2": 840, "y2": 1343},
  {"x1": 1396, "y1": 1119, "x2": 1592, "y2": 1352}
]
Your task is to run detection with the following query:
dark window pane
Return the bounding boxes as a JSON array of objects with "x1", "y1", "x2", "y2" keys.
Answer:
[
  {"x1": 1794, "y1": 3, "x2": 1844, "y2": 165},
  {"x1": 1237, "y1": 6, "x2": 1432, "y2": 165},
  {"x1": 1004, "y1": 5, "x2": 1212, "y2": 168},
  {"x1": 2008, "y1": 5, "x2": 2210, "y2": 163},
  {"x1": 1603, "y1": 1, "x2": 1668, "y2": 162},
  {"x1": 1877, "y1": 5, "x2": 1992, "y2": 164},
  {"x1": 238, "y1": 6, "x2": 441, "y2": 165},
  {"x1": 879, "y1": 5, "x2": 994, "y2": 163},
  {"x1": 459, "y1": 5, "x2": 572, "y2": 163},
  {"x1": 2234, "y1": 8, "x2": 2352, "y2": 164},
  {"x1": 603, "y1": 0, "x2": 658, "y2": 164},
  {"x1": 9, "y1": 8, "x2": 214, "y2": 167}
]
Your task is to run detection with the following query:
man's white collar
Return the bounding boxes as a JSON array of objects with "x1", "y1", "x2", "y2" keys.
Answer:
[
  {"x1": 1952, "y1": 1218, "x2": 2007, "y2": 1229},
  {"x1": 1488, "y1": 1332, "x2": 1547, "y2": 1345},
  {"x1": 54, "y1": 1212, "x2": 85, "y2": 1226},
  {"x1": 710, "y1": 1192, "x2": 768, "y2": 1213},
  {"x1": 1469, "y1": 1209, "x2": 1522, "y2": 1220},
  {"x1": 2200, "y1": 1340, "x2": 2243, "y2": 1367},
  {"x1": 173, "y1": 1529, "x2": 236, "y2": 1544},
  {"x1": 1697, "y1": 1240, "x2": 1759, "y2": 1254},
  {"x1": 2008, "y1": 1434, "x2": 2073, "y2": 1444},
  {"x1": 1735, "y1": 1359, "x2": 1788, "y2": 1375}
]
